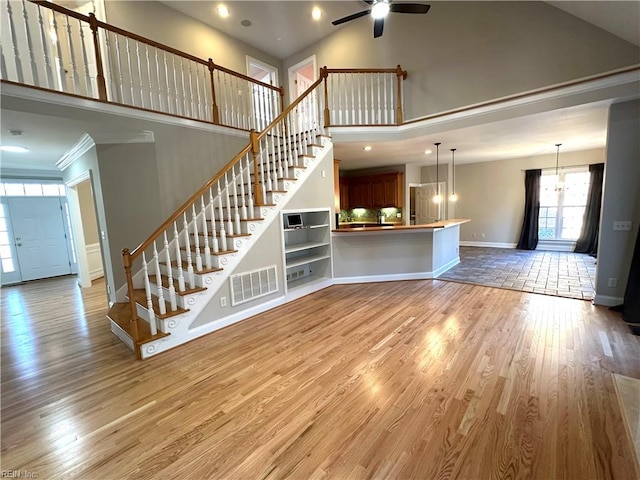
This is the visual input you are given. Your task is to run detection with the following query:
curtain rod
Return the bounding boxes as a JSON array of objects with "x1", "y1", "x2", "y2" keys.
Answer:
[{"x1": 520, "y1": 162, "x2": 598, "y2": 172}]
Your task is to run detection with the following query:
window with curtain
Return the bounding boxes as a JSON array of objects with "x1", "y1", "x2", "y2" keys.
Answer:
[{"x1": 538, "y1": 167, "x2": 590, "y2": 241}]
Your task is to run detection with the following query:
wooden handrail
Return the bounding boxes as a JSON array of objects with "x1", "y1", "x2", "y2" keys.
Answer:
[
  {"x1": 129, "y1": 143, "x2": 252, "y2": 260},
  {"x1": 324, "y1": 68, "x2": 407, "y2": 75},
  {"x1": 255, "y1": 71, "x2": 327, "y2": 143},
  {"x1": 28, "y1": 0, "x2": 283, "y2": 95}
]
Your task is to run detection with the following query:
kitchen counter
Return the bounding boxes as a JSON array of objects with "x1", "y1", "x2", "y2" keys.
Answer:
[
  {"x1": 333, "y1": 219, "x2": 469, "y2": 233},
  {"x1": 331, "y1": 219, "x2": 470, "y2": 283}
]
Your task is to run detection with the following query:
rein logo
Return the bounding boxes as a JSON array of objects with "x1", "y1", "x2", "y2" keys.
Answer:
[{"x1": 1, "y1": 471, "x2": 38, "y2": 478}]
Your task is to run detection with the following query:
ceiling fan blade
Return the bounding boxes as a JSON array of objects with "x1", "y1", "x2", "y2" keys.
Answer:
[
  {"x1": 390, "y1": 3, "x2": 431, "y2": 14},
  {"x1": 373, "y1": 18, "x2": 384, "y2": 38},
  {"x1": 332, "y1": 10, "x2": 371, "y2": 26},
  {"x1": 362, "y1": 0, "x2": 373, "y2": 4}
]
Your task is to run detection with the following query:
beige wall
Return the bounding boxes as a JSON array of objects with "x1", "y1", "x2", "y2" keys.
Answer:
[
  {"x1": 454, "y1": 148, "x2": 606, "y2": 245},
  {"x1": 77, "y1": 180, "x2": 99, "y2": 245},
  {"x1": 284, "y1": 1, "x2": 639, "y2": 119},
  {"x1": 104, "y1": 1, "x2": 283, "y2": 79}
]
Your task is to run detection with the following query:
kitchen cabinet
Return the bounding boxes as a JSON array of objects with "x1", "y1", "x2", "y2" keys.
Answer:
[{"x1": 341, "y1": 172, "x2": 403, "y2": 209}]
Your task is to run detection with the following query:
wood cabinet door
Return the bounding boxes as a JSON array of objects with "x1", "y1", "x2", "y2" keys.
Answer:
[
  {"x1": 339, "y1": 177, "x2": 350, "y2": 210},
  {"x1": 349, "y1": 179, "x2": 371, "y2": 208},
  {"x1": 370, "y1": 177, "x2": 386, "y2": 208}
]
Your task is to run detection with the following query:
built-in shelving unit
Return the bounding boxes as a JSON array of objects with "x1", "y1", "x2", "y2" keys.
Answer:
[{"x1": 281, "y1": 209, "x2": 333, "y2": 298}]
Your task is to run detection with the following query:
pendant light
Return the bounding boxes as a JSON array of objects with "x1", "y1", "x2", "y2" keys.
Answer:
[
  {"x1": 433, "y1": 142, "x2": 442, "y2": 204},
  {"x1": 554, "y1": 143, "x2": 564, "y2": 192},
  {"x1": 450, "y1": 148, "x2": 458, "y2": 202}
]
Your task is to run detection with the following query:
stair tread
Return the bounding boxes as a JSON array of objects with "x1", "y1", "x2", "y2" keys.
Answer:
[
  {"x1": 108, "y1": 303, "x2": 170, "y2": 345},
  {"x1": 149, "y1": 274, "x2": 207, "y2": 296},
  {"x1": 161, "y1": 260, "x2": 224, "y2": 274},
  {"x1": 132, "y1": 289, "x2": 190, "y2": 319}
]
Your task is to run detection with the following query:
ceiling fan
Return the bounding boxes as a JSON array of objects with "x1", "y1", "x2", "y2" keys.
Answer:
[{"x1": 332, "y1": 0, "x2": 431, "y2": 38}]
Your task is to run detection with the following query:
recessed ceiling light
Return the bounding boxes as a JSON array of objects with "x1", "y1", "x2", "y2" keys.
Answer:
[
  {"x1": 216, "y1": 4, "x2": 230, "y2": 18},
  {"x1": 0, "y1": 146, "x2": 29, "y2": 153},
  {"x1": 424, "y1": 149, "x2": 432, "y2": 155},
  {"x1": 312, "y1": 6, "x2": 322, "y2": 20},
  {"x1": 363, "y1": 146, "x2": 372, "y2": 151}
]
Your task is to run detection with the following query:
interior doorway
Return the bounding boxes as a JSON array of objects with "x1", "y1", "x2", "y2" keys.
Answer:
[
  {"x1": 288, "y1": 55, "x2": 316, "y2": 102},
  {"x1": 410, "y1": 182, "x2": 446, "y2": 224},
  {"x1": 247, "y1": 56, "x2": 279, "y2": 129}
]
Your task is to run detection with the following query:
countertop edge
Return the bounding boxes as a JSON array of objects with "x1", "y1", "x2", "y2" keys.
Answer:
[{"x1": 331, "y1": 219, "x2": 470, "y2": 233}]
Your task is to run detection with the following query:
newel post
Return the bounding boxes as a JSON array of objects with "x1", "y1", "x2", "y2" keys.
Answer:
[
  {"x1": 278, "y1": 86, "x2": 285, "y2": 116},
  {"x1": 250, "y1": 130, "x2": 264, "y2": 205},
  {"x1": 122, "y1": 248, "x2": 141, "y2": 358},
  {"x1": 321, "y1": 66, "x2": 330, "y2": 127},
  {"x1": 88, "y1": 13, "x2": 108, "y2": 101},
  {"x1": 395, "y1": 64, "x2": 407, "y2": 125},
  {"x1": 208, "y1": 58, "x2": 220, "y2": 124}
]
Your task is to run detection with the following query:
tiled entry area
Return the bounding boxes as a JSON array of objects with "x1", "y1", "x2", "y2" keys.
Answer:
[{"x1": 440, "y1": 247, "x2": 597, "y2": 300}]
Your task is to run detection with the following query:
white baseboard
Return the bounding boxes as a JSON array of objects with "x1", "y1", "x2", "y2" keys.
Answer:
[
  {"x1": 593, "y1": 294, "x2": 624, "y2": 307},
  {"x1": 334, "y1": 272, "x2": 436, "y2": 284},
  {"x1": 460, "y1": 241, "x2": 517, "y2": 249},
  {"x1": 433, "y1": 256, "x2": 460, "y2": 277}
]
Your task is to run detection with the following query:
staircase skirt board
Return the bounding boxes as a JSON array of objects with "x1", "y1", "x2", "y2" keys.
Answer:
[{"x1": 111, "y1": 138, "x2": 334, "y2": 359}]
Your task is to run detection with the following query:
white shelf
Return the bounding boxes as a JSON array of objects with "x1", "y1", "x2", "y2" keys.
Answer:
[
  {"x1": 285, "y1": 241, "x2": 330, "y2": 254},
  {"x1": 287, "y1": 273, "x2": 327, "y2": 290},
  {"x1": 283, "y1": 223, "x2": 329, "y2": 232},
  {"x1": 286, "y1": 253, "x2": 331, "y2": 269}
]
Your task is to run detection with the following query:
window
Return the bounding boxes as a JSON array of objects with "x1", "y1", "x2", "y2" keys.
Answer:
[
  {"x1": 0, "y1": 182, "x2": 66, "y2": 197},
  {"x1": 539, "y1": 168, "x2": 590, "y2": 241},
  {"x1": 0, "y1": 203, "x2": 15, "y2": 273}
]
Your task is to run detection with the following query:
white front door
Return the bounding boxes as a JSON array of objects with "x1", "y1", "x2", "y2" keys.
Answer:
[{"x1": 8, "y1": 197, "x2": 73, "y2": 281}]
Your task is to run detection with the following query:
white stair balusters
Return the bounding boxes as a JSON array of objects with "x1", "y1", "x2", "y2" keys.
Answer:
[
  {"x1": 208, "y1": 189, "x2": 219, "y2": 254},
  {"x1": 35, "y1": 3, "x2": 54, "y2": 89},
  {"x1": 152, "y1": 241, "x2": 167, "y2": 315},
  {"x1": 217, "y1": 182, "x2": 227, "y2": 251},
  {"x1": 142, "y1": 252, "x2": 158, "y2": 335},
  {"x1": 6, "y1": 2, "x2": 24, "y2": 83},
  {"x1": 200, "y1": 198, "x2": 212, "y2": 269},
  {"x1": 224, "y1": 172, "x2": 234, "y2": 236},
  {"x1": 77, "y1": 18, "x2": 92, "y2": 97},
  {"x1": 163, "y1": 231, "x2": 177, "y2": 311},
  {"x1": 238, "y1": 160, "x2": 248, "y2": 222},
  {"x1": 173, "y1": 221, "x2": 186, "y2": 292},
  {"x1": 231, "y1": 165, "x2": 241, "y2": 235},
  {"x1": 244, "y1": 156, "x2": 254, "y2": 218},
  {"x1": 191, "y1": 205, "x2": 202, "y2": 272},
  {"x1": 183, "y1": 213, "x2": 195, "y2": 287},
  {"x1": 20, "y1": 0, "x2": 39, "y2": 87}
]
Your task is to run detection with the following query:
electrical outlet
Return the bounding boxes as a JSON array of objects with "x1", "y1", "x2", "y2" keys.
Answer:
[
  {"x1": 322, "y1": 170, "x2": 326, "y2": 178},
  {"x1": 472, "y1": 233, "x2": 477, "y2": 238},
  {"x1": 481, "y1": 233, "x2": 486, "y2": 238},
  {"x1": 613, "y1": 221, "x2": 632, "y2": 231},
  {"x1": 220, "y1": 296, "x2": 227, "y2": 307},
  {"x1": 608, "y1": 278, "x2": 617, "y2": 288},
  {"x1": 396, "y1": 212, "x2": 401, "y2": 218}
]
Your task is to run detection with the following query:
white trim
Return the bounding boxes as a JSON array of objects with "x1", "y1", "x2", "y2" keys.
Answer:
[
  {"x1": 57, "y1": 134, "x2": 95, "y2": 171},
  {"x1": 536, "y1": 240, "x2": 577, "y2": 252},
  {"x1": 90, "y1": 130, "x2": 155, "y2": 145},
  {"x1": 110, "y1": 320, "x2": 134, "y2": 351},
  {"x1": 593, "y1": 294, "x2": 624, "y2": 307},
  {"x1": 288, "y1": 55, "x2": 317, "y2": 103},
  {"x1": 86, "y1": 242, "x2": 104, "y2": 280},
  {"x1": 460, "y1": 241, "x2": 517, "y2": 249},
  {"x1": 65, "y1": 170, "x2": 91, "y2": 188},
  {"x1": 433, "y1": 256, "x2": 460, "y2": 277},
  {"x1": 334, "y1": 272, "x2": 436, "y2": 284},
  {"x1": 246, "y1": 56, "x2": 279, "y2": 87}
]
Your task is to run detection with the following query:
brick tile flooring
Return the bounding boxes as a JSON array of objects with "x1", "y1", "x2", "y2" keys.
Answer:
[{"x1": 439, "y1": 247, "x2": 597, "y2": 301}]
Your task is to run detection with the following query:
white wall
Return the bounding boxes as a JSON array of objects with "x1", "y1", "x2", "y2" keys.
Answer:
[
  {"x1": 596, "y1": 100, "x2": 640, "y2": 305},
  {"x1": 454, "y1": 148, "x2": 606, "y2": 245},
  {"x1": 284, "y1": 1, "x2": 639, "y2": 119}
]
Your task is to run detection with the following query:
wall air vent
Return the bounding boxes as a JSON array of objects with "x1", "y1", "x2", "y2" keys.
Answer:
[{"x1": 230, "y1": 265, "x2": 278, "y2": 306}]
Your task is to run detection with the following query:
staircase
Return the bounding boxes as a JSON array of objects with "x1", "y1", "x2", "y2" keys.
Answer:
[{"x1": 107, "y1": 82, "x2": 333, "y2": 358}]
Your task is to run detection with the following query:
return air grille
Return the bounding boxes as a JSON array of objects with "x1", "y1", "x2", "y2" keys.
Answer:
[{"x1": 230, "y1": 265, "x2": 278, "y2": 306}]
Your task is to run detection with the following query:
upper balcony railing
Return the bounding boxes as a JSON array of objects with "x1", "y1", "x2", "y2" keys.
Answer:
[
  {"x1": 0, "y1": 0, "x2": 284, "y2": 131},
  {"x1": 0, "y1": 1, "x2": 408, "y2": 131}
]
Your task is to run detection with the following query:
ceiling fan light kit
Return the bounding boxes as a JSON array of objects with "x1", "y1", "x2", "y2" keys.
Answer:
[{"x1": 332, "y1": 0, "x2": 431, "y2": 38}]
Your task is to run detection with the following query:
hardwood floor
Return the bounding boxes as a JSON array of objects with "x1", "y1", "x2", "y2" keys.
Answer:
[{"x1": 2, "y1": 276, "x2": 639, "y2": 479}]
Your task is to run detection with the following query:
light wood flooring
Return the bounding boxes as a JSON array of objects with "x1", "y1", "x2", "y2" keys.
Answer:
[{"x1": 1, "y1": 276, "x2": 639, "y2": 479}]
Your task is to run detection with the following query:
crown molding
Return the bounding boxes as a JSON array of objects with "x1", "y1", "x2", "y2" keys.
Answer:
[
  {"x1": 56, "y1": 133, "x2": 95, "y2": 171},
  {"x1": 90, "y1": 130, "x2": 155, "y2": 145}
]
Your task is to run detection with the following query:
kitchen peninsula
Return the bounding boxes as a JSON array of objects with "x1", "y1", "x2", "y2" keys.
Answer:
[{"x1": 331, "y1": 219, "x2": 469, "y2": 284}]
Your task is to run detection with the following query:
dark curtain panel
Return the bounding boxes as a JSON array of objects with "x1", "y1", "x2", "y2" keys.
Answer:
[
  {"x1": 623, "y1": 228, "x2": 640, "y2": 325},
  {"x1": 516, "y1": 169, "x2": 541, "y2": 250},
  {"x1": 574, "y1": 163, "x2": 605, "y2": 255}
]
